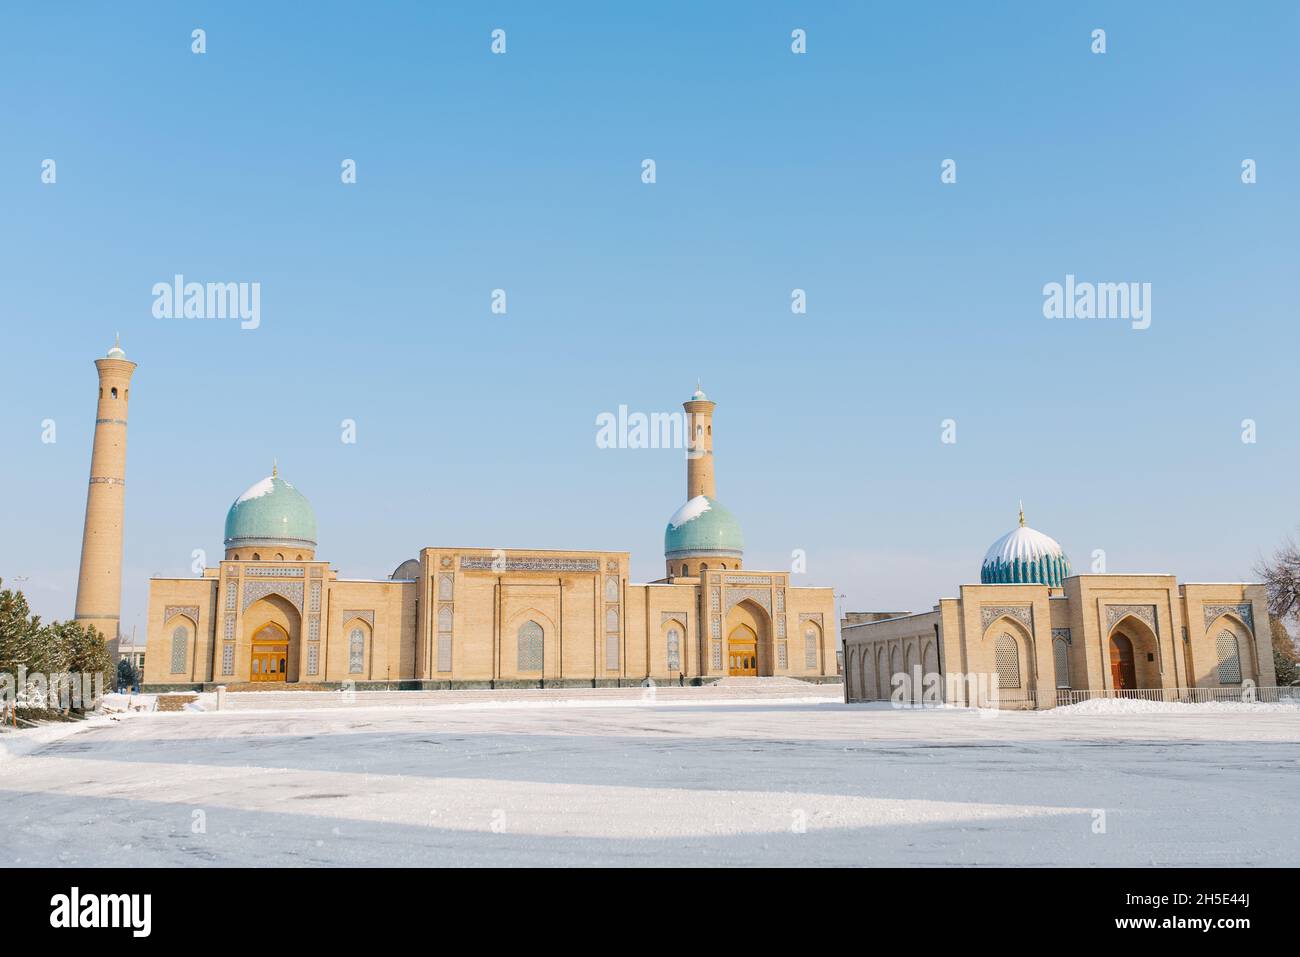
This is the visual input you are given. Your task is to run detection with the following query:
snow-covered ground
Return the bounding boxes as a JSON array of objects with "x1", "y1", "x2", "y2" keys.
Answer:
[{"x1": 0, "y1": 685, "x2": 1296, "y2": 866}]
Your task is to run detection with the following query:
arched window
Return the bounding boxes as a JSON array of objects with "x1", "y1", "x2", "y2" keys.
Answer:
[
  {"x1": 995, "y1": 633, "x2": 1020, "y2": 689},
  {"x1": 681, "y1": 564, "x2": 688, "y2": 576},
  {"x1": 252, "y1": 553, "x2": 261, "y2": 561},
  {"x1": 701, "y1": 563, "x2": 708, "y2": 572},
  {"x1": 233, "y1": 553, "x2": 240, "y2": 561},
  {"x1": 438, "y1": 606, "x2": 452, "y2": 631},
  {"x1": 804, "y1": 627, "x2": 818, "y2": 668},
  {"x1": 666, "y1": 627, "x2": 681, "y2": 671},
  {"x1": 1053, "y1": 637, "x2": 1070, "y2": 689},
  {"x1": 518, "y1": 620, "x2": 543, "y2": 671},
  {"x1": 110, "y1": 387, "x2": 118, "y2": 399},
  {"x1": 274, "y1": 553, "x2": 284, "y2": 561},
  {"x1": 605, "y1": 576, "x2": 619, "y2": 602},
  {"x1": 606, "y1": 607, "x2": 619, "y2": 632},
  {"x1": 1215, "y1": 630, "x2": 1242, "y2": 684},
  {"x1": 348, "y1": 628, "x2": 365, "y2": 674},
  {"x1": 169, "y1": 625, "x2": 188, "y2": 673}
]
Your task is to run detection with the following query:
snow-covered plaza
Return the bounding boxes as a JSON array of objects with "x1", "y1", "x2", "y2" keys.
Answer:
[{"x1": 1, "y1": 681, "x2": 1297, "y2": 867}]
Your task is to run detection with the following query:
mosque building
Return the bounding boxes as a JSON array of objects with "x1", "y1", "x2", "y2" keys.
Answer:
[
  {"x1": 841, "y1": 508, "x2": 1278, "y2": 708},
  {"x1": 137, "y1": 374, "x2": 837, "y2": 689}
]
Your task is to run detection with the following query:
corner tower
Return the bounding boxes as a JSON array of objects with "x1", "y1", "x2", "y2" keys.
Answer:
[
  {"x1": 74, "y1": 337, "x2": 137, "y2": 648},
  {"x1": 663, "y1": 385, "x2": 744, "y2": 578}
]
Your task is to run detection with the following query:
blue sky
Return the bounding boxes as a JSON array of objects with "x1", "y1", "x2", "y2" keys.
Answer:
[{"x1": 3, "y1": 3, "x2": 1297, "y2": 642}]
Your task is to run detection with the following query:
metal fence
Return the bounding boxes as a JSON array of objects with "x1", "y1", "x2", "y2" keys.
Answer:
[{"x1": 981, "y1": 685, "x2": 1299, "y2": 710}]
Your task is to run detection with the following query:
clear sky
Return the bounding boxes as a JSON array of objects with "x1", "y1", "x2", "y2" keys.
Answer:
[{"x1": 3, "y1": 3, "x2": 1297, "y2": 644}]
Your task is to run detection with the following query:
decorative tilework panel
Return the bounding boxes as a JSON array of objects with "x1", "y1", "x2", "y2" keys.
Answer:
[
  {"x1": 437, "y1": 634, "x2": 452, "y2": 673},
  {"x1": 995, "y1": 633, "x2": 1021, "y2": 689},
  {"x1": 777, "y1": 641, "x2": 788, "y2": 669},
  {"x1": 460, "y1": 555, "x2": 599, "y2": 573},
  {"x1": 438, "y1": 574, "x2": 453, "y2": 600},
  {"x1": 726, "y1": 587, "x2": 771, "y2": 614},
  {"x1": 1051, "y1": 627, "x2": 1072, "y2": 645},
  {"x1": 245, "y1": 566, "x2": 304, "y2": 578},
  {"x1": 342, "y1": 609, "x2": 375, "y2": 628},
  {"x1": 711, "y1": 641, "x2": 722, "y2": 670},
  {"x1": 165, "y1": 605, "x2": 199, "y2": 625},
  {"x1": 308, "y1": 615, "x2": 319, "y2": 641},
  {"x1": 605, "y1": 606, "x2": 619, "y2": 632},
  {"x1": 1215, "y1": 631, "x2": 1242, "y2": 684},
  {"x1": 438, "y1": 605, "x2": 453, "y2": 632},
  {"x1": 224, "y1": 584, "x2": 238, "y2": 612},
  {"x1": 221, "y1": 643, "x2": 234, "y2": 675},
  {"x1": 804, "y1": 628, "x2": 818, "y2": 669},
  {"x1": 242, "y1": 580, "x2": 304, "y2": 613},
  {"x1": 169, "y1": 626, "x2": 188, "y2": 673},
  {"x1": 725, "y1": 575, "x2": 771, "y2": 585},
  {"x1": 710, "y1": 587, "x2": 721, "y2": 614},
  {"x1": 517, "y1": 620, "x2": 543, "y2": 672},
  {"x1": 981, "y1": 605, "x2": 1033, "y2": 632},
  {"x1": 1204, "y1": 603, "x2": 1254, "y2": 634},
  {"x1": 605, "y1": 576, "x2": 620, "y2": 602},
  {"x1": 223, "y1": 615, "x2": 235, "y2": 641},
  {"x1": 348, "y1": 628, "x2": 365, "y2": 674},
  {"x1": 776, "y1": 589, "x2": 785, "y2": 612},
  {"x1": 306, "y1": 645, "x2": 319, "y2": 676},
  {"x1": 1105, "y1": 604, "x2": 1156, "y2": 634},
  {"x1": 776, "y1": 615, "x2": 786, "y2": 638},
  {"x1": 666, "y1": 629, "x2": 681, "y2": 671},
  {"x1": 661, "y1": 611, "x2": 688, "y2": 626},
  {"x1": 605, "y1": 634, "x2": 620, "y2": 672},
  {"x1": 309, "y1": 582, "x2": 321, "y2": 613}
]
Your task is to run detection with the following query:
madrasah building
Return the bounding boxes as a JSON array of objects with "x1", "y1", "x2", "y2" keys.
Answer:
[
  {"x1": 120, "y1": 364, "x2": 838, "y2": 689},
  {"x1": 842, "y1": 508, "x2": 1279, "y2": 708}
]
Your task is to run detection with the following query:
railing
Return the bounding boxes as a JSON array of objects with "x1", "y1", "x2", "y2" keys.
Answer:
[{"x1": 852, "y1": 684, "x2": 1300, "y2": 710}]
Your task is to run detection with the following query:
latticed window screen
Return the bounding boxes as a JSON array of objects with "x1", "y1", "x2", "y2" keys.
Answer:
[
  {"x1": 306, "y1": 645, "x2": 319, "y2": 676},
  {"x1": 437, "y1": 634, "x2": 452, "y2": 673},
  {"x1": 348, "y1": 628, "x2": 365, "y2": 674},
  {"x1": 1216, "y1": 631, "x2": 1242, "y2": 684},
  {"x1": 666, "y1": 629, "x2": 681, "y2": 671},
  {"x1": 1053, "y1": 638, "x2": 1070, "y2": 689},
  {"x1": 804, "y1": 629, "x2": 817, "y2": 668},
  {"x1": 777, "y1": 641, "x2": 788, "y2": 669},
  {"x1": 605, "y1": 633, "x2": 620, "y2": 671},
  {"x1": 170, "y1": 626, "x2": 188, "y2": 673},
  {"x1": 995, "y1": 633, "x2": 1020, "y2": 689},
  {"x1": 711, "y1": 641, "x2": 722, "y2": 670},
  {"x1": 221, "y1": 643, "x2": 234, "y2": 675},
  {"x1": 518, "y1": 620, "x2": 543, "y2": 671}
]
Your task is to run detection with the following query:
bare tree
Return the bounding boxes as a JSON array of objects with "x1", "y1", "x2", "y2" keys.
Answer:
[{"x1": 1256, "y1": 535, "x2": 1300, "y2": 625}]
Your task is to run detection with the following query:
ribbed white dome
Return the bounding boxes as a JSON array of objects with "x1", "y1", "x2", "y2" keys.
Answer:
[
  {"x1": 980, "y1": 510, "x2": 1071, "y2": 587},
  {"x1": 982, "y1": 525, "x2": 1065, "y2": 568}
]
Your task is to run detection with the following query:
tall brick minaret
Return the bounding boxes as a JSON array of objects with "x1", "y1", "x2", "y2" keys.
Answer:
[
  {"x1": 684, "y1": 382, "x2": 716, "y2": 500},
  {"x1": 74, "y1": 336, "x2": 136, "y2": 649}
]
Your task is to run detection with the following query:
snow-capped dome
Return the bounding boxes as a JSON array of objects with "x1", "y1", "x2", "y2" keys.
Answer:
[
  {"x1": 664, "y1": 495, "x2": 743, "y2": 560},
  {"x1": 224, "y1": 470, "x2": 318, "y2": 552},
  {"x1": 980, "y1": 509, "x2": 1070, "y2": 587}
]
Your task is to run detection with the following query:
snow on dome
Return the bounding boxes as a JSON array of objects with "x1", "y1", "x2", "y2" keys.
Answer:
[
  {"x1": 980, "y1": 509, "x2": 1070, "y2": 587},
  {"x1": 668, "y1": 495, "x2": 712, "y2": 529},
  {"x1": 234, "y1": 476, "x2": 276, "y2": 504}
]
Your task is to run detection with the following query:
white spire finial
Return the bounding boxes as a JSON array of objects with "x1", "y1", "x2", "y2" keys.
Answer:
[{"x1": 1018, "y1": 501, "x2": 1025, "y2": 527}]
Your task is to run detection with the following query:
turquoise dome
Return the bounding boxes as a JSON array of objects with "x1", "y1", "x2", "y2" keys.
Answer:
[
  {"x1": 980, "y1": 513, "x2": 1070, "y2": 587},
  {"x1": 664, "y1": 495, "x2": 744, "y2": 560},
  {"x1": 224, "y1": 474, "x2": 318, "y2": 551}
]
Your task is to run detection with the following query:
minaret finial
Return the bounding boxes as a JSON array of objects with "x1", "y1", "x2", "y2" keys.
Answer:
[
  {"x1": 273, "y1": 458, "x2": 278, "y2": 479},
  {"x1": 1018, "y1": 501, "x2": 1025, "y2": 527}
]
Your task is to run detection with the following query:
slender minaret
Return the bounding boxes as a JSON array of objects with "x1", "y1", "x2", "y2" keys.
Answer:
[
  {"x1": 74, "y1": 336, "x2": 136, "y2": 649},
  {"x1": 684, "y1": 382, "x2": 716, "y2": 499}
]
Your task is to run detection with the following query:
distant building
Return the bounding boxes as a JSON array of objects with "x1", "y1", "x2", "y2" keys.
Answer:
[
  {"x1": 843, "y1": 508, "x2": 1277, "y2": 708},
  {"x1": 138, "y1": 386, "x2": 837, "y2": 689}
]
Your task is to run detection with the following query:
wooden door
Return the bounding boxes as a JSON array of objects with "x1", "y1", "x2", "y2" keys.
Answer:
[
  {"x1": 728, "y1": 626, "x2": 758, "y2": 676},
  {"x1": 1109, "y1": 634, "x2": 1136, "y2": 690}
]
